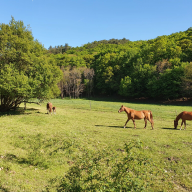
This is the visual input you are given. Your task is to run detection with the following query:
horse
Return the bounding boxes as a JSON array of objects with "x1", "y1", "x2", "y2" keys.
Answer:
[
  {"x1": 52, "y1": 106, "x2": 56, "y2": 114},
  {"x1": 174, "y1": 111, "x2": 192, "y2": 130},
  {"x1": 47, "y1": 102, "x2": 53, "y2": 114},
  {"x1": 118, "y1": 105, "x2": 154, "y2": 129}
]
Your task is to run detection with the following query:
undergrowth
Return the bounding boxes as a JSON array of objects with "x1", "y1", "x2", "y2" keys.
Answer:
[{"x1": 46, "y1": 140, "x2": 172, "y2": 191}]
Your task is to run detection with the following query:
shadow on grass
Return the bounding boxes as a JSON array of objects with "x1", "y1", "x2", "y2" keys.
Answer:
[
  {"x1": 161, "y1": 127, "x2": 180, "y2": 130},
  {"x1": 83, "y1": 96, "x2": 192, "y2": 107},
  {"x1": 3, "y1": 154, "x2": 28, "y2": 165},
  {"x1": 95, "y1": 124, "x2": 133, "y2": 129},
  {"x1": 3, "y1": 153, "x2": 48, "y2": 169},
  {"x1": 0, "y1": 186, "x2": 9, "y2": 192},
  {"x1": 162, "y1": 127, "x2": 192, "y2": 131},
  {"x1": 0, "y1": 108, "x2": 39, "y2": 117}
]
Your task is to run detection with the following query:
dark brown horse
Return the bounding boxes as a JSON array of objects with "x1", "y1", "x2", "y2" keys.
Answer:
[
  {"x1": 118, "y1": 105, "x2": 154, "y2": 129},
  {"x1": 174, "y1": 111, "x2": 192, "y2": 130},
  {"x1": 52, "y1": 106, "x2": 56, "y2": 114}
]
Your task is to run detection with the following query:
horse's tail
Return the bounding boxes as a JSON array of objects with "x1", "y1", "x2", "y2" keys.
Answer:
[{"x1": 149, "y1": 110, "x2": 154, "y2": 125}]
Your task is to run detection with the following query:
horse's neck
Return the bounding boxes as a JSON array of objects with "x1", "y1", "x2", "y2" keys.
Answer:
[
  {"x1": 124, "y1": 107, "x2": 131, "y2": 114},
  {"x1": 176, "y1": 112, "x2": 182, "y2": 122}
]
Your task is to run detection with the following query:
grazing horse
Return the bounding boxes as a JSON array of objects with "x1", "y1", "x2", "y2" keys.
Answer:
[
  {"x1": 174, "y1": 111, "x2": 192, "y2": 130},
  {"x1": 52, "y1": 106, "x2": 56, "y2": 114},
  {"x1": 47, "y1": 102, "x2": 53, "y2": 114},
  {"x1": 118, "y1": 105, "x2": 154, "y2": 129}
]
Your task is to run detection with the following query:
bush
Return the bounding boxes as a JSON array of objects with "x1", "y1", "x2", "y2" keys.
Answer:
[{"x1": 47, "y1": 140, "x2": 162, "y2": 191}]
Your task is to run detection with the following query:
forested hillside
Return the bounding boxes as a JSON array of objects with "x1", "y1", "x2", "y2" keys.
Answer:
[{"x1": 49, "y1": 28, "x2": 192, "y2": 99}]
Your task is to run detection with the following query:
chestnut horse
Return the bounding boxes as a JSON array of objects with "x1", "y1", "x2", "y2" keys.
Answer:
[
  {"x1": 118, "y1": 105, "x2": 154, "y2": 129},
  {"x1": 174, "y1": 111, "x2": 192, "y2": 130},
  {"x1": 47, "y1": 102, "x2": 53, "y2": 114}
]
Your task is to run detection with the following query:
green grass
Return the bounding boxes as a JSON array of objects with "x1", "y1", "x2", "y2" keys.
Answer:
[{"x1": 0, "y1": 98, "x2": 192, "y2": 191}]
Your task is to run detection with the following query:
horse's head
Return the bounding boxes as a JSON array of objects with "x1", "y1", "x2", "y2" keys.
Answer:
[
  {"x1": 118, "y1": 105, "x2": 125, "y2": 113},
  {"x1": 174, "y1": 120, "x2": 178, "y2": 129},
  {"x1": 52, "y1": 107, "x2": 56, "y2": 112}
]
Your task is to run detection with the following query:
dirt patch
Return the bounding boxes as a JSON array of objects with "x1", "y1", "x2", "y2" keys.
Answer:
[
  {"x1": 167, "y1": 156, "x2": 180, "y2": 163},
  {"x1": 116, "y1": 148, "x2": 124, "y2": 152}
]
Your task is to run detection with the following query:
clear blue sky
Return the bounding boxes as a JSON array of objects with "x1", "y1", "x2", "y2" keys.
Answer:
[{"x1": 1, "y1": 0, "x2": 192, "y2": 49}]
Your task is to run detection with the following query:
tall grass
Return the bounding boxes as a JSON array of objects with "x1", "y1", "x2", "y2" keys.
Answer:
[{"x1": 0, "y1": 98, "x2": 192, "y2": 191}]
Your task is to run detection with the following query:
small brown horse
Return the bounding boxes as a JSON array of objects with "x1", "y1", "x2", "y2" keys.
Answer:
[
  {"x1": 47, "y1": 102, "x2": 53, "y2": 114},
  {"x1": 174, "y1": 111, "x2": 192, "y2": 130},
  {"x1": 52, "y1": 106, "x2": 56, "y2": 114},
  {"x1": 118, "y1": 105, "x2": 154, "y2": 129}
]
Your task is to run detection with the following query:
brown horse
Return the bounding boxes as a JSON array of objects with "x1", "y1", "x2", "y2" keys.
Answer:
[
  {"x1": 174, "y1": 111, "x2": 192, "y2": 130},
  {"x1": 47, "y1": 102, "x2": 53, "y2": 114},
  {"x1": 52, "y1": 106, "x2": 56, "y2": 114},
  {"x1": 118, "y1": 105, "x2": 154, "y2": 129}
]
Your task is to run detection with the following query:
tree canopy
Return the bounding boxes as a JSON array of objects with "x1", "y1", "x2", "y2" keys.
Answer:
[
  {"x1": 50, "y1": 27, "x2": 192, "y2": 100},
  {"x1": 0, "y1": 17, "x2": 62, "y2": 111}
]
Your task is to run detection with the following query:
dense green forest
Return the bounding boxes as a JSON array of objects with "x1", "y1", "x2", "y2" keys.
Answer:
[
  {"x1": 49, "y1": 27, "x2": 192, "y2": 100},
  {"x1": 1, "y1": 17, "x2": 192, "y2": 112}
]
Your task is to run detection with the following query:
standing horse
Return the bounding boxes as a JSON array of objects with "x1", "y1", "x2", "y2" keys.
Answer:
[
  {"x1": 174, "y1": 111, "x2": 192, "y2": 130},
  {"x1": 118, "y1": 105, "x2": 154, "y2": 129},
  {"x1": 47, "y1": 102, "x2": 53, "y2": 114},
  {"x1": 52, "y1": 106, "x2": 56, "y2": 114}
]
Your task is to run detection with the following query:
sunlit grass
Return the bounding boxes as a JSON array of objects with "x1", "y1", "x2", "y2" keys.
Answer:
[{"x1": 0, "y1": 98, "x2": 192, "y2": 191}]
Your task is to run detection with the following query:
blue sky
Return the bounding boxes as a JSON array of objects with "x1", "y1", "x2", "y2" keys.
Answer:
[{"x1": 1, "y1": 0, "x2": 192, "y2": 49}]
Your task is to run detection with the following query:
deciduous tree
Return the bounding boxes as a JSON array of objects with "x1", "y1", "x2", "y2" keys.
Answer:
[{"x1": 0, "y1": 17, "x2": 62, "y2": 111}]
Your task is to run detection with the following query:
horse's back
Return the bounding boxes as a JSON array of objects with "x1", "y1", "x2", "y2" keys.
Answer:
[
  {"x1": 182, "y1": 111, "x2": 192, "y2": 120},
  {"x1": 141, "y1": 110, "x2": 152, "y2": 118},
  {"x1": 130, "y1": 109, "x2": 145, "y2": 119}
]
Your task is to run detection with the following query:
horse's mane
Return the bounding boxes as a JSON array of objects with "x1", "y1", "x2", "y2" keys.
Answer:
[
  {"x1": 124, "y1": 106, "x2": 133, "y2": 110},
  {"x1": 175, "y1": 112, "x2": 183, "y2": 121},
  {"x1": 124, "y1": 106, "x2": 133, "y2": 112}
]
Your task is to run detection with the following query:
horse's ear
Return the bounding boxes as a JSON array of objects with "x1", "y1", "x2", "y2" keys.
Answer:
[{"x1": 121, "y1": 105, "x2": 123, "y2": 107}]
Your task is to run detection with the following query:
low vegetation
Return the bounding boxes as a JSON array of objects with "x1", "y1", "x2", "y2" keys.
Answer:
[{"x1": 0, "y1": 98, "x2": 192, "y2": 191}]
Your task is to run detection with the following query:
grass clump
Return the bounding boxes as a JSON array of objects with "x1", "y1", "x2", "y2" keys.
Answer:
[{"x1": 47, "y1": 140, "x2": 173, "y2": 192}]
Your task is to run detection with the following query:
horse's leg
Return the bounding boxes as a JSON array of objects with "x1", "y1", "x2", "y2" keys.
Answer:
[
  {"x1": 124, "y1": 118, "x2": 130, "y2": 128},
  {"x1": 148, "y1": 119, "x2": 154, "y2": 129},
  {"x1": 180, "y1": 120, "x2": 184, "y2": 130},
  {"x1": 147, "y1": 111, "x2": 154, "y2": 129},
  {"x1": 132, "y1": 118, "x2": 136, "y2": 129},
  {"x1": 144, "y1": 118, "x2": 147, "y2": 129},
  {"x1": 184, "y1": 120, "x2": 186, "y2": 130}
]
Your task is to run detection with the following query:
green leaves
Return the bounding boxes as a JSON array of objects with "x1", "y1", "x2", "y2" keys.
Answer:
[
  {"x1": 0, "y1": 63, "x2": 31, "y2": 97},
  {"x1": 0, "y1": 17, "x2": 62, "y2": 111},
  {"x1": 119, "y1": 76, "x2": 132, "y2": 97}
]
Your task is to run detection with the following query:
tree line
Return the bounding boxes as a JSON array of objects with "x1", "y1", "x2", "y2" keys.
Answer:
[
  {"x1": 58, "y1": 66, "x2": 94, "y2": 99},
  {"x1": 0, "y1": 17, "x2": 192, "y2": 111},
  {"x1": 51, "y1": 27, "x2": 192, "y2": 100}
]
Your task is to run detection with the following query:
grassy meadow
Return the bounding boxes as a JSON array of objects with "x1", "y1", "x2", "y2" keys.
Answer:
[{"x1": 0, "y1": 98, "x2": 192, "y2": 191}]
